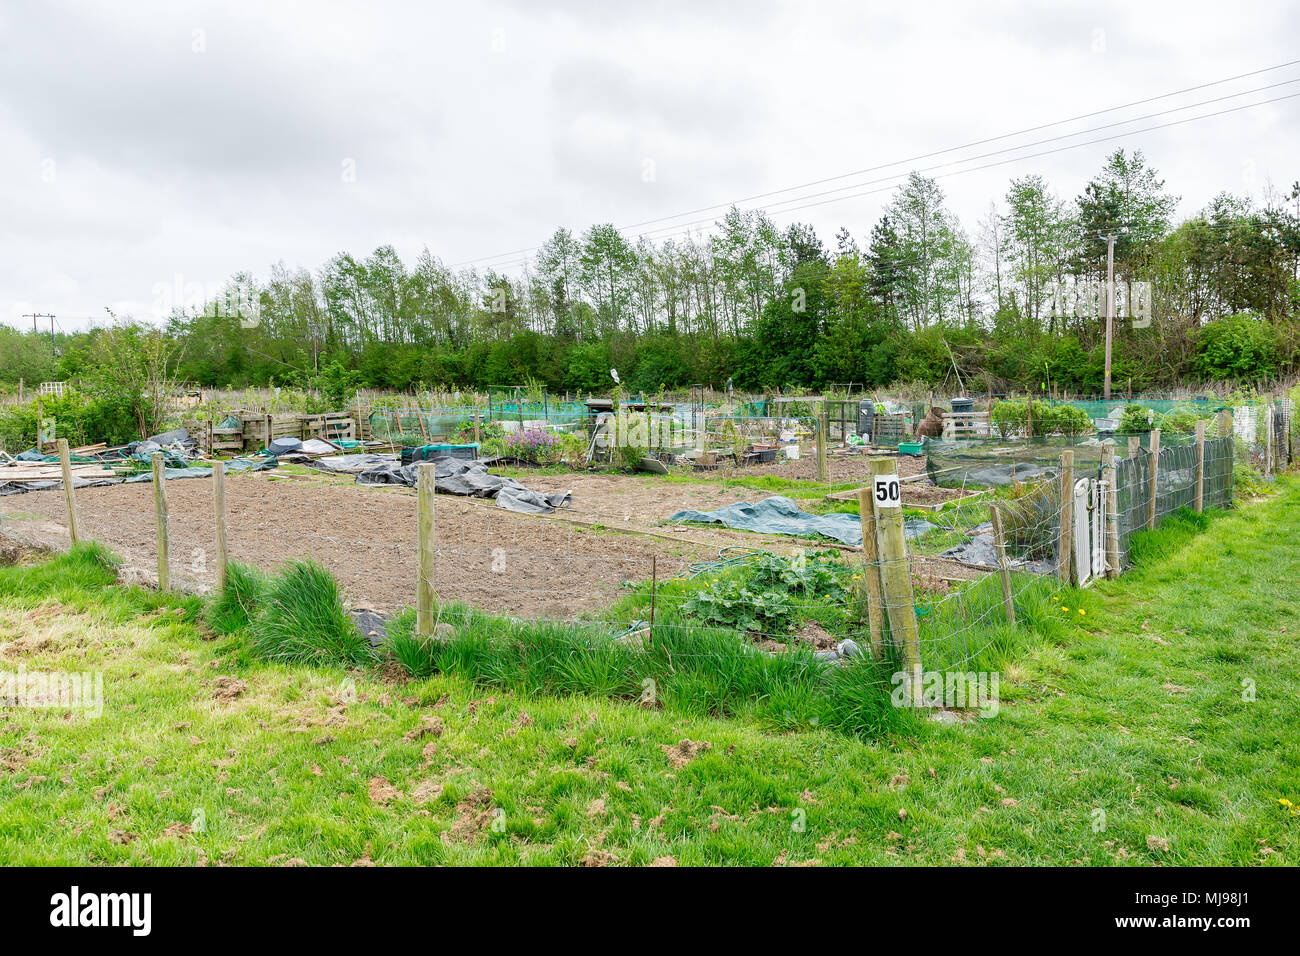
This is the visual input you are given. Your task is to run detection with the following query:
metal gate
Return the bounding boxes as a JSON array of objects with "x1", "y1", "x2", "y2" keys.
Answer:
[{"x1": 1072, "y1": 477, "x2": 1107, "y2": 586}]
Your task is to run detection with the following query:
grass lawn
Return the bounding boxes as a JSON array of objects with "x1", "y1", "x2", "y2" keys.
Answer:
[{"x1": 0, "y1": 478, "x2": 1297, "y2": 866}]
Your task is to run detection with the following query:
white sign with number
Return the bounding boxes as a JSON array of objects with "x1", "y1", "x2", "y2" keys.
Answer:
[{"x1": 873, "y1": 473, "x2": 901, "y2": 508}]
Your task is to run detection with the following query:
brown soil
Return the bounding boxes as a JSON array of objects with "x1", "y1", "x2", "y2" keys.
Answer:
[{"x1": 0, "y1": 459, "x2": 968, "y2": 621}]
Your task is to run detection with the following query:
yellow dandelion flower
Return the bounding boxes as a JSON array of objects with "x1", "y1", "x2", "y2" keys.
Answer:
[
  {"x1": 1060, "y1": 606, "x2": 1069, "y2": 612},
  {"x1": 1281, "y1": 798, "x2": 1294, "y2": 807},
  {"x1": 1078, "y1": 608, "x2": 1086, "y2": 615}
]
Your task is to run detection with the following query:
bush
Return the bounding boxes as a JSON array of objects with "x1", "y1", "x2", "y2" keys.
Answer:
[
  {"x1": 989, "y1": 399, "x2": 1093, "y2": 438},
  {"x1": 1194, "y1": 313, "x2": 1280, "y2": 382},
  {"x1": 1118, "y1": 404, "x2": 1156, "y2": 433},
  {"x1": 252, "y1": 560, "x2": 374, "y2": 665}
]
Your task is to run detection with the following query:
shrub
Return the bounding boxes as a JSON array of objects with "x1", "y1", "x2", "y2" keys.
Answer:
[
  {"x1": 989, "y1": 399, "x2": 1093, "y2": 438},
  {"x1": 1194, "y1": 313, "x2": 1280, "y2": 382},
  {"x1": 252, "y1": 560, "x2": 373, "y2": 665},
  {"x1": 1119, "y1": 404, "x2": 1156, "y2": 433}
]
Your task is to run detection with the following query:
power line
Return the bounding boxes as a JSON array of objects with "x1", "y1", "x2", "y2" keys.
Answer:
[
  {"x1": 448, "y1": 57, "x2": 1300, "y2": 270},
  {"x1": 474, "y1": 89, "x2": 1300, "y2": 274}
]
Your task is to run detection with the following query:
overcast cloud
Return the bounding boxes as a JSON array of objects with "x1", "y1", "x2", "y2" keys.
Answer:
[{"x1": 1, "y1": 0, "x2": 1297, "y2": 330}]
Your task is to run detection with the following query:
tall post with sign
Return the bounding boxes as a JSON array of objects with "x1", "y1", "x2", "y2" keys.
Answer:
[{"x1": 869, "y1": 458, "x2": 922, "y2": 706}]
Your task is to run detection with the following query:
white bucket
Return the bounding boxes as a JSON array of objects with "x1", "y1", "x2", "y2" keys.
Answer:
[{"x1": 783, "y1": 444, "x2": 800, "y2": 460}]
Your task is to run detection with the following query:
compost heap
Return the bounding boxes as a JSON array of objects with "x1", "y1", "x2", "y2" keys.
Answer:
[{"x1": 354, "y1": 455, "x2": 572, "y2": 514}]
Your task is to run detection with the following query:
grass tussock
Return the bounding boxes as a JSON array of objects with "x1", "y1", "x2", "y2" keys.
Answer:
[
  {"x1": 206, "y1": 561, "x2": 268, "y2": 634},
  {"x1": 250, "y1": 559, "x2": 373, "y2": 666}
]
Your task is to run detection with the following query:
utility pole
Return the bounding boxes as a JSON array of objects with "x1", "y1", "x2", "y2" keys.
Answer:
[
  {"x1": 1103, "y1": 234, "x2": 1115, "y2": 401},
  {"x1": 22, "y1": 313, "x2": 56, "y2": 353}
]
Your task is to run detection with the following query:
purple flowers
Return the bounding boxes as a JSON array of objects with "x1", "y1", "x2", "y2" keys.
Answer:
[{"x1": 505, "y1": 429, "x2": 559, "y2": 461}]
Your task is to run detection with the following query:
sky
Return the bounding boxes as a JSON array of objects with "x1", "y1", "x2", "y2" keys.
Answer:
[{"x1": 1, "y1": 0, "x2": 1298, "y2": 331}]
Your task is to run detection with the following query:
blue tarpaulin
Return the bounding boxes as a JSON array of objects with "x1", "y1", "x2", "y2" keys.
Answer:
[{"x1": 669, "y1": 495, "x2": 935, "y2": 547}]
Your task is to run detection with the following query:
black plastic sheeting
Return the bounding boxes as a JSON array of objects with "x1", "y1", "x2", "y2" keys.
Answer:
[
  {"x1": 355, "y1": 455, "x2": 572, "y2": 514},
  {"x1": 669, "y1": 495, "x2": 936, "y2": 547}
]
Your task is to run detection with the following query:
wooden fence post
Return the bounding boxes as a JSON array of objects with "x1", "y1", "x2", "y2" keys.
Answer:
[
  {"x1": 1216, "y1": 409, "x2": 1235, "y2": 505},
  {"x1": 152, "y1": 452, "x2": 169, "y2": 591},
  {"x1": 869, "y1": 458, "x2": 922, "y2": 703},
  {"x1": 1194, "y1": 420, "x2": 1205, "y2": 513},
  {"x1": 1146, "y1": 428, "x2": 1161, "y2": 531},
  {"x1": 856, "y1": 486, "x2": 886, "y2": 658},
  {"x1": 990, "y1": 504, "x2": 1016, "y2": 625},
  {"x1": 57, "y1": 438, "x2": 79, "y2": 547},
  {"x1": 416, "y1": 462, "x2": 437, "y2": 636},
  {"x1": 1264, "y1": 401, "x2": 1274, "y2": 478},
  {"x1": 212, "y1": 461, "x2": 228, "y2": 593},
  {"x1": 1128, "y1": 435, "x2": 1141, "y2": 463},
  {"x1": 1058, "y1": 449, "x2": 1074, "y2": 586},
  {"x1": 816, "y1": 402, "x2": 828, "y2": 484},
  {"x1": 1101, "y1": 443, "x2": 1120, "y2": 578}
]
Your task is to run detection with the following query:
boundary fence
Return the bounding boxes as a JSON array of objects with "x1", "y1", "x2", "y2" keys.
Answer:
[{"x1": 14, "y1": 395, "x2": 1290, "y2": 716}]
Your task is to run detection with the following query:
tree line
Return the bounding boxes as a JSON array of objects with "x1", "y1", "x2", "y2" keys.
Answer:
[{"x1": 4, "y1": 148, "x2": 1299, "y2": 398}]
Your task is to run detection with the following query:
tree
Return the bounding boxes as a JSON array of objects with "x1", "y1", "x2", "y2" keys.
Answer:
[{"x1": 80, "y1": 314, "x2": 183, "y2": 440}]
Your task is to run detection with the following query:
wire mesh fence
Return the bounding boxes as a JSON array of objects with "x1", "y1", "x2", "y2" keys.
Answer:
[{"x1": 3, "y1": 399, "x2": 1283, "y2": 724}]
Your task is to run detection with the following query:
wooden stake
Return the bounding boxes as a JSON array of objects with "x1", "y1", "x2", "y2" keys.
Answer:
[
  {"x1": 213, "y1": 460, "x2": 228, "y2": 593},
  {"x1": 649, "y1": 554, "x2": 657, "y2": 648},
  {"x1": 416, "y1": 462, "x2": 436, "y2": 636},
  {"x1": 869, "y1": 457, "x2": 922, "y2": 701},
  {"x1": 1058, "y1": 449, "x2": 1074, "y2": 586},
  {"x1": 990, "y1": 504, "x2": 1016, "y2": 625},
  {"x1": 57, "y1": 438, "x2": 79, "y2": 547},
  {"x1": 856, "y1": 486, "x2": 886, "y2": 658},
  {"x1": 152, "y1": 452, "x2": 169, "y2": 591},
  {"x1": 1146, "y1": 428, "x2": 1161, "y2": 531},
  {"x1": 1194, "y1": 419, "x2": 1205, "y2": 514},
  {"x1": 1128, "y1": 435, "x2": 1141, "y2": 462},
  {"x1": 816, "y1": 401, "x2": 828, "y2": 483},
  {"x1": 1101, "y1": 444, "x2": 1120, "y2": 578}
]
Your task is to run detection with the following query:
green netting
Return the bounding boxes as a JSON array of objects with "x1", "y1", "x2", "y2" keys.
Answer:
[
  {"x1": 1059, "y1": 396, "x2": 1223, "y2": 421},
  {"x1": 489, "y1": 401, "x2": 588, "y2": 427},
  {"x1": 369, "y1": 407, "x2": 479, "y2": 441}
]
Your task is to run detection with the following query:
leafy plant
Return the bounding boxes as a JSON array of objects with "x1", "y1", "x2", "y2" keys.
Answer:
[{"x1": 1119, "y1": 403, "x2": 1157, "y2": 433}]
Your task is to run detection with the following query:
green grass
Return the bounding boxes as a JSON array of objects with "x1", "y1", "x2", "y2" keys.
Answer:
[
  {"x1": 248, "y1": 559, "x2": 375, "y2": 666},
  {"x1": 1, "y1": 479, "x2": 1298, "y2": 864},
  {"x1": 205, "y1": 561, "x2": 267, "y2": 634}
]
